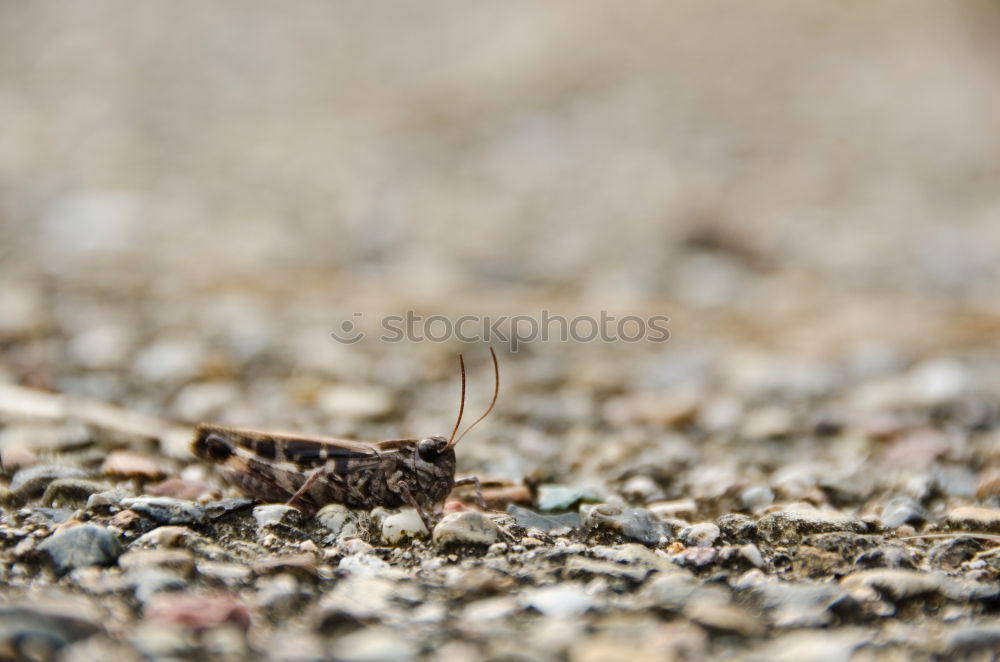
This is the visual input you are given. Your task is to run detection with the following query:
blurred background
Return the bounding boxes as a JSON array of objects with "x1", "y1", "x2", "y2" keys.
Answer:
[{"x1": 2, "y1": 1, "x2": 1000, "y2": 484}]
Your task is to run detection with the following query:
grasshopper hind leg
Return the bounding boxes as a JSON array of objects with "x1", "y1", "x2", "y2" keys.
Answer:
[{"x1": 285, "y1": 466, "x2": 325, "y2": 515}]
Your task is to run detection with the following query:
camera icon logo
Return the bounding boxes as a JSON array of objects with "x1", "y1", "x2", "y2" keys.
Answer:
[{"x1": 330, "y1": 312, "x2": 365, "y2": 344}]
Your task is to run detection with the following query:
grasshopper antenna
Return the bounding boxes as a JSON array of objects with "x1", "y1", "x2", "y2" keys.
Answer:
[
  {"x1": 451, "y1": 346, "x2": 499, "y2": 447},
  {"x1": 446, "y1": 354, "x2": 466, "y2": 446}
]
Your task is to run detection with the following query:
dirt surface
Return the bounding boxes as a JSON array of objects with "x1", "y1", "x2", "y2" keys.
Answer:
[{"x1": 3, "y1": 2, "x2": 1000, "y2": 661}]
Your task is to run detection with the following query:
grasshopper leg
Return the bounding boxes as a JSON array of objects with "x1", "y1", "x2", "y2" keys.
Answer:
[
  {"x1": 453, "y1": 475, "x2": 486, "y2": 510},
  {"x1": 286, "y1": 466, "x2": 324, "y2": 512},
  {"x1": 396, "y1": 482, "x2": 434, "y2": 534}
]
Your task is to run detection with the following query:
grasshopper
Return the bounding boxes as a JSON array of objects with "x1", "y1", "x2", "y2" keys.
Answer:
[{"x1": 191, "y1": 348, "x2": 499, "y2": 532}]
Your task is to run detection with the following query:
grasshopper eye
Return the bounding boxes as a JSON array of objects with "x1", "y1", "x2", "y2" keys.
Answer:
[
  {"x1": 417, "y1": 436, "x2": 447, "y2": 462},
  {"x1": 196, "y1": 433, "x2": 234, "y2": 462}
]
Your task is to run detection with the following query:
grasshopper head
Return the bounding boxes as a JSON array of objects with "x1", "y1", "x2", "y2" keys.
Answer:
[
  {"x1": 413, "y1": 435, "x2": 457, "y2": 506},
  {"x1": 417, "y1": 435, "x2": 449, "y2": 462}
]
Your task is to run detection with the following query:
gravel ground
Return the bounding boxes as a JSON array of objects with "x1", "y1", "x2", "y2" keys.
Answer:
[
  {"x1": 3, "y1": 2, "x2": 1000, "y2": 661},
  {"x1": 3, "y1": 343, "x2": 1000, "y2": 662}
]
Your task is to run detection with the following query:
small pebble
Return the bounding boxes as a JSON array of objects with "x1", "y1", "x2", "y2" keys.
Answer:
[
  {"x1": 145, "y1": 475, "x2": 208, "y2": 501},
  {"x1": 171, "y1": 381, "x2": 239, "y2": 421},
  {"x1": 880, "y1": 497, "x2": 928, "y2": 529},
  {"x1": 0, "y1": 446, "x2": 38, "y2": 470},
  {"x1": 841, "y1": 569, "x2": 944, "y2": 602},
  {"x1": 86, "y1": 488, "x2": 133, "y2": 511},
  {"x1": 68, "y1": 323, "x2": 134, "y2": 370},
  {"x1": 621, "y1": 475, "x2": 662, "y2": 502},
  {"x1": 317, "y1": 503, "x2": 357, "y2": 537},
  {"x1": 537, "y1": 484, "x2": 597, "y2": 511},
  {"x1": 756, "y1": 629, "x2": 869, "y2": 662},
  {"x1": 941, "y1": 625, "x2": 1000, "y2": 656},
  {"x1": 741, "y1": 406, "x2": 794, "y2": 439},
  {"x1": 520, "y1": 584, "x2": 593, "y2": 618},
  {"x1": 508, "y1": 505, "x2": 580, "y2": 534},
  {"x1": 255, "y1": 574, "x2": 304, "y2": 612},
  {"x1": 909, "y1": 359, "x2": 967, "y2": 405},
  {"x1": 0, "y1": 422, "x2": 91, "y2": 453},
  {"x1": 672, "y1": 546, "x2": 718, "y2": 568},
  {"x1": 684, "y1": 598, "x2": 765, "y2": 637},
  {"x1": 461, "y1": 596, "x2": 520, "y2": 624},
  {"x1": 641, "y1": 571, "x2": 702, "y2": 611},
  {"x1": 127, "y1": 622, "x2": 197, "y2": 659},
  {"x1": 647, "y1": 499, "x2": 697, "y2": 520},
  {"x1": 756, "y1": 506, "x2": 867, "y2": 543},
  {"x1": 317, "y1": 384, "x2": 395, "y2": 420},
  {"x1": 327, "y1": 625, "x2": 418, "y2": 662},
  {"x1": 100, "y1": 450, "x2": 165, "y2": 479},
  {"x1": 739, "y1": 486, "x2": 775, "y2": 512},
  {"x1": 680, "y1": 522, "x2": 720, "y2": 547},
  {"x1": 317, "y1": 576, "x2": 396, "y2": 622},
  {"x1": 109, "y1": 509, "x2": 143, "y2": 530},
  {"x1": 121, "y1": 497, "x2": 206, "y2": 526},
  {"x1": 433, "y1": 512, "x2": 502, "y2": 548},
  {"x1": 253, "y1": 504, "x2": 303, "y2": 528},
  {"x1": 739, "y1": 543, "x2": 765, "y2": 568},
  {"x1": 204, "y1": 498, "x2": 254, "y2": 519},
  {"x1": 945, "y1": 505, "x2": 1000, "y2": 532},
  {"x1": 129, "y1": 567, "x2": 189, "y2": 604},
  {"x1": 582, "y1": 504, "x2": 670, "y2": 545},
  {"x1": 380, "y1": 508, "x2": 428, "y2": 544},
  {"x1": 750, "y1": 580, "x2": 853, "y2": 628},
  {"x1": 338, "y1": 538, "x2": 374, "y2": 556},
  {"x1": 0, "y1": 600, "x2": 103, "y2": 660},
  {"x1": 37, "y1": 524, "x2": 124, "y2": 576},
  {"x1": 119, "y1": 549, "x2": 195, "y2": 574},
  {"x1": 42, "y1": 479, "x2": 111, "y2": 507},
  {"x1": 927, "y1": 536, "x2": 983, "y2": 570},
  {"x1": 144, "y1": 593, "x2": 251, "y2": 632},
  {"x1": 196, "y1": 561, "x2": 253, "y2": 583},
  {"x1": 591, "y1": 543, "x2": 673, "y2": 573},
  {"x1": 254, "y1": 553, "x2": 318, "y2": 578},
  {"x1": 132, "y1": 338, "x2": 207, "y2": 384},
  {"x1": 133, "y1": 526, "x2": 199, "y2": 548},
  {"x1": 10, "y1": 465, "x2": 88, "y2": 500},
  {"x1": 563, "y1": 556, "x2": 650, "y2": 582}
]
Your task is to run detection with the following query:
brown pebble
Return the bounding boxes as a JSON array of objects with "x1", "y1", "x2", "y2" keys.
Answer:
[
  {"x1": 882, "y1": 429, "x2": 949, "y2": 467},
  {"x1": 853, "y1": 412, "x2": 907, "y2": 440},
  {"x1": 0, "y1": 446, "x2": 37, "y2": 471},
  {"x1": 945, "y1": 505, "x2": 1000, "y2": 533},
  {"x1": 253, "y1": 553, "x2": 318, "y2": 578},
  {"x1": 602, "y1": 391, "x2": 700, "y2": 427},
  {"x1": 101, "y1": 450, "x2": 165, "y2": 479},
  {"x1": 480, "y1": 483, "x2": 532, "y2": 509},
  {"x1": 134, "y1": 526, "x2": 198, "y2": 547},
  {"x1": 144, "y1": 592, "x2": 251, "y2": 631},
  {"x1": 684, "y1": 599, "x2": 765, "y2": 637},
  {"x1": 109, "y1": 509, "x2": 142, "y2": 530},
  {"x1": 976, "y1": 473, "x2": 1000, "y2": 500},
  {"x1": 119, "y1": 549, "x2": 195, "y2": 574},
  {"x1": 147, "y1": 476, "x2": 210, "y2": 501}
]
